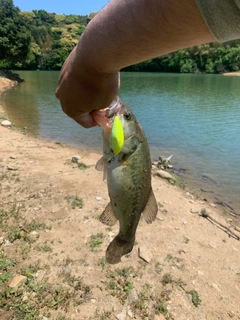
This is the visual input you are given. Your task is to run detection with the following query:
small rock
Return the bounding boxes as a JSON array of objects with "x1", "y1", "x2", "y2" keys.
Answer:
[
  {"x1": 4, "y1": 239, "x2": 11, "y2": 246},
  {"x1": 30, "y1": 231, "x2": 38, "y2": 235},
  {"x1": 96, "y1": 196, "x2": 102, "y2": 201},
  {"x1": 156, "y1": 213, "x2": 164, "y2": 221},
  {"x1": 212, "y1": 283, "x2": 221, "y2": 292},
  {"x1": 1, "y1": 120, "x2": 11, "y2": 127},
  {"x1": 107, "y1": 232, "x2": 115, "y2": 237},
  {"x1": 127, "y1": 306, "x2": 133, "y2": 318},
  {"x1": 228, "y1": 311, "x2": 235, "y2": 318},
  {"x1": 208, "y1": 242, "x2": 217, "y2": 248},
  {"x1": 7, "y1": 166, "x2": 18, "y2": 171},
  {"x1": 190, "y1": 208, "x2": 199, "y2": 214},
  {"x1": 128, "y1": 288, "x2": 138, "y2": 303},
  {"x1": 157, "y1": 170, "x2": 173, "y2": 179},
  {"x1": 72, "y1": 155, "x2": 81, "y2": 162},
  {"x1": 8, "y1": 275, "x2": 27, "y2": 288},
  {"x1": 209, "y1": 203, "x2": 217, "y2": 208},
  {"x1": 116, "y1": 308, "x2": 127, "y2": 320},
  {"x1": 22, "y1": 295, "x2": 28, "y2": 302},
  {"x1": 10, "y1": 155, "x2": 17, "y2": 159},
  {"x1": 138, "y1": 247, "x2": 153, "y2": 263}
]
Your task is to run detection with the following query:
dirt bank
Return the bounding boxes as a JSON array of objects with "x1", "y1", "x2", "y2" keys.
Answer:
[
  {"x1": 0, "y1": 76, "x2": 17, "y2": 92},
  {"x1": 0, "y1": 97, "x2": 240, "y2": 319}
]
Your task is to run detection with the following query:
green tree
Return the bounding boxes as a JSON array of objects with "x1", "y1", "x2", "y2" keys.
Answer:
[{"x1": 0, "y1": 0, "x2": 31, "y2": 64}]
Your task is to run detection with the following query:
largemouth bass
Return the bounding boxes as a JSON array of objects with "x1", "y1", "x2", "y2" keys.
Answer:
[{"x1": 93, "y1": 98, "x2": 158, "y2": 264}]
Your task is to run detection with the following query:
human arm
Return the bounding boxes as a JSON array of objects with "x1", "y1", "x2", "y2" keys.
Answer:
[{"x1": 56, "y1": 0, "x2": 215, "y2": 128}]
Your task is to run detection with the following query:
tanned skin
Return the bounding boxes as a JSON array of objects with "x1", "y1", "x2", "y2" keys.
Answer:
[{"x1": 56, "y1": 0, "x2": 214, "y2": 128}]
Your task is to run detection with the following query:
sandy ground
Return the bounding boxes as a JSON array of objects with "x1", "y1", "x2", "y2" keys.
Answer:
[
  {"x1": 0, "y1": 78, "x2": 240, "y2": 320},
  {"x1": 0, "y1": 76, "x2": 18, "y2": 92}
]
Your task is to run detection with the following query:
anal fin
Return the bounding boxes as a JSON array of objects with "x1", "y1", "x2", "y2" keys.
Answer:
[
  {"x1": 142, "y1": 189, "x2": 158, "y2": 224},
  {"x1": 100, "y1": 202, "x2": 118, "y2": 226}
]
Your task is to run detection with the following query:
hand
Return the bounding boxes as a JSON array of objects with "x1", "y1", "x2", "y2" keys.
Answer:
[{"x1": 56, "y1": 47, "x2": 120, "y2": 128}]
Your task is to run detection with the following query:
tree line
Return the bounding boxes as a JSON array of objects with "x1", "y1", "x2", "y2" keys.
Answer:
[{"x1": 1, "y1": 0, "x2": 240, "y2": 73}]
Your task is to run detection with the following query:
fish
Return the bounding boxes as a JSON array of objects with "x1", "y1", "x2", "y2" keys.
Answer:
[{"x1": 92, "y1": 98, "x2": 158, "y2": 264}]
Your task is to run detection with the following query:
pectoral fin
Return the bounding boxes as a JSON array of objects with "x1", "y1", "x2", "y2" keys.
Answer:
[
  {"x1": 95, "y1": 156, "x2": 107, "y2": 181},
  {"x1": 95, "y1": 157, "x2": 104, "y2": 171},
  {"x1": 142, "y1": 189, "x2": 158, "y2": 224},
  {"x1": 100, "y1": 202, "x2": 118, "y2": 226}
]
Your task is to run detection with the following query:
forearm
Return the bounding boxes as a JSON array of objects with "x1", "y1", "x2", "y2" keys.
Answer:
[
  {"x1": 56, "y1": 0, "x2": 214, "y2": 127},
  {"x1": 74, "y1": 0, "x2": 214, "y2": 74}
]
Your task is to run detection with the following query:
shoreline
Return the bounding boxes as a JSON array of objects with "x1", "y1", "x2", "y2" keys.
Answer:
[
  {"x1": 0, "y1": 75, "x2": 18, "y2": 92},
  {"x1": 1, "y1": 76, "x2": 239, "y2": 216},
  {"x1": 0, "y1": 88, "x2": 240, "y2": 318},
  {"x1": 223, "y1": 71, "x2": 240, "y2": 76}
]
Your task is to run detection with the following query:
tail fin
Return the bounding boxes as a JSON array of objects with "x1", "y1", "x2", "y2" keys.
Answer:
[{"x1": 106, "y1": 235, "x2": 135, "y2": 264}]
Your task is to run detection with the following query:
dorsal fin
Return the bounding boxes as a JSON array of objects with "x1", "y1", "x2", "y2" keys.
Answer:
[
  {"x1": 142, "y1": 189, "x2": 158, "y2": 224},
  {"x1": 100, "y1": 202, "x2": 118, "y2": 226}
]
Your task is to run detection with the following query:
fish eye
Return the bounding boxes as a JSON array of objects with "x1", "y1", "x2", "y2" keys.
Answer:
[{"x1": 124, "y1": 112, "x2": 131, "y2": 121}]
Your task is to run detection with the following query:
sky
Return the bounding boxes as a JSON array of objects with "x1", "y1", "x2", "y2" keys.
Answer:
[{"x1": 13, "y1": 0, "x2": 110, "y2": 16}]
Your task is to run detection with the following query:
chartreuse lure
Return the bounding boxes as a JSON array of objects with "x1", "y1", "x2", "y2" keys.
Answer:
[{"x1": 110, "y1": 115, "x2": 124, "y2": 155}]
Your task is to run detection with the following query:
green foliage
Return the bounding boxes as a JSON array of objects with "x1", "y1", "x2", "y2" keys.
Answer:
[
  {"x1": 1, "y1": 3, "x2": 240, "y2": 72},
  {"x1": 89, "y1": 233, "x2": 105, "y2": 251},
  {"x1": 65, "y1": 195, "x2": 83, "y2": 209},
  {"x1": 0, "y1": 0, "x2": 31, "y2": 63},
  {"x1": 124, "y1": 42, "x2": 240, "y2": 74},
  {"x1": 187, "y1": 290, "x2": 202, "y2": 307},
  {"x1": 0, "y1": 3, "x2": 88, "y2": 70}
]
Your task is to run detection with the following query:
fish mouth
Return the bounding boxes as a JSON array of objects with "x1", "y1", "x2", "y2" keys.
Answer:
[
  {"x1": 105, "y1": 97, "x2": 121, "y2": 118},
  {"x1": 92, "y1": 97, "x2": 122, "y2": 132}
]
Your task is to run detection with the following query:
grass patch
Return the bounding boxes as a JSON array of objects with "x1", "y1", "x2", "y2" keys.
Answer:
[
  {"x1": 187, "y1": 290, "x2": 202, "y2": 307},
  {"x1": 169, "y1": 173, "x2": 188, "y2": 189},
  {"x1": 161, "y1": 273, "x2": 186, "y2": 290},
  {"x1": 34, "y1": 243, "x2": 53, "y2": 253},
  {"x1": 0, "y1": 260, "x2": 92, "y2": 319},
  {"x1": 154, "y1": 298, "x2": 169, "y2": 317},
  {"x1": 65, "y1": 195, "x2": 83, "y2": 209},
  {"x1": 104, "y1": 266, "x2": 137, "y2": 304},
  {"x1": 89, "y1": 233, "x2": 105, "y2": 251},
  {"x1": 75, "y1": 161, "x2": 89, "y2": 170},
  {"x1": 164, "y1": 254, "x2": 185, "y2": 270}
]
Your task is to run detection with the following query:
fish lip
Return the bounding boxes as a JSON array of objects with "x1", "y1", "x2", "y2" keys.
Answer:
[{"x1": 105, "y1": 97, "x2": 121, "y2": 118}]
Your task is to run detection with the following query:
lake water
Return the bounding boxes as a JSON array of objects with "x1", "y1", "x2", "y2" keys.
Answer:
[{"x1": 1, "y1": 71, "x2": 240, "y2": 214}]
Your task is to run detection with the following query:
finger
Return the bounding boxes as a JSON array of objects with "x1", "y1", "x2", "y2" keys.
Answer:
[{"x1": 73, "y1": 113, "x2": 98, "y2": 128}]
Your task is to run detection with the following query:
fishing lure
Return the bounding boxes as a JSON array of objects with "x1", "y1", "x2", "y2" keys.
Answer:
[{"x1": 110, "y1": 115, "x2": 124, "y2": 155}]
